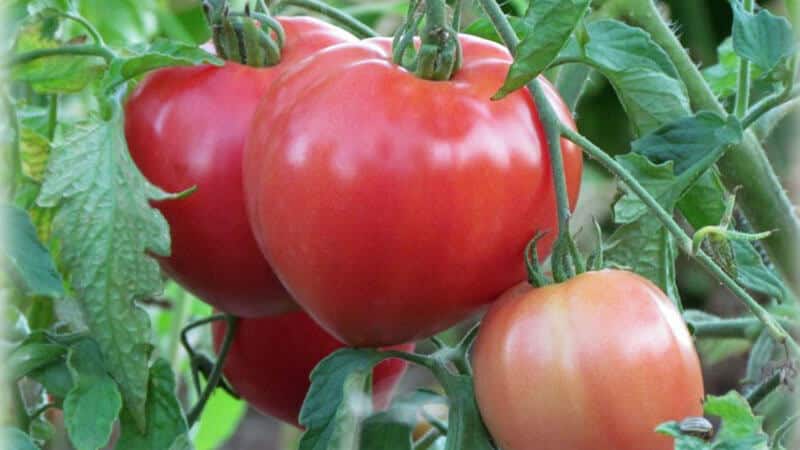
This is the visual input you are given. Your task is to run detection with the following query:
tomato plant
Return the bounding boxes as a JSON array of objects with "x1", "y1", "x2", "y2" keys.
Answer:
[
  {"x1": 3, "y1": 0, "x2": 800, "y2": 449},
  {"x1": 472, "y1": 270, "x2": 705, "y2": 450},
  {"x1": 243, "y1": 34, "x2": 582, "y2": 347},
  {"x1": 124, "y1": 16, "x2": 356, "y2": 317},
  {"x1": 211, "y1": 311, "x2": 413, "y2": 427}
]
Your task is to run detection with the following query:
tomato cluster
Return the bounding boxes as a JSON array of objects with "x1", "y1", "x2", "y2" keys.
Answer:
[{"x1": 125, "y1": 13, "x2": 703, "y2": 446}]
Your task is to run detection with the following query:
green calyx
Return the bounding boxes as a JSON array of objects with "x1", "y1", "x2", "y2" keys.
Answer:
[
  {"x1": 392, "y1": 0, "x2": 462, "y2": 81},
  {"x1": 203, "y1": 0, "x2": 284, "y2": 67}
]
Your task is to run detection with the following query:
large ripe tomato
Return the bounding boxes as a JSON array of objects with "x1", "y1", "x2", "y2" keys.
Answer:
[
  {"x1": 124, "y1": 17, "x2": 355, "y2": 316},
  {"x1": 472, "y1": 270, "x2": 705, "y2": 450},
  {"x1": 212, "y1": 311, "x2": 414, "y2": 427},
  {"x1": 243, "y1": 35, "x2": 582, "y2": 346}
]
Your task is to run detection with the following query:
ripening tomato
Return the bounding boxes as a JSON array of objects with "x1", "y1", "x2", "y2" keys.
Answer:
[
  {"x1": 243, "y1": 35, "x2": 582, "y2": 346},
  {"x1": 124, "y1": 17, "x2": 355, "y2": 316},
  {"x1": 472, "y1": 270, "x2": 705, "y2": 450},
  {"x1": 212, "y1": 311, "x2": 413, "y2": 427}
]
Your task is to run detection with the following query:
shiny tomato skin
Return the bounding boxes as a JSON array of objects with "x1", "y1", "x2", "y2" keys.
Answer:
[
  {"x1": 244, "y1": 35, "x2": 582, "y2": 346},
  {"x1": 472, "y1": 270, "x2": 705, "y2": 450},
  {"x1": 124, "y1": 17, "x2": 355, "y2": 317},
  {"x1": 212, "y1": 311, "x2": 413, "y2": 427}
]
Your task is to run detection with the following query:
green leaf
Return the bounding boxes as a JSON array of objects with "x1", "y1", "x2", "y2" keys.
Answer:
[
  {"x1": 732, "y1": 240, "x2": 787, "y2": 301},
  {"x1": 121, "y1": 39, "x2": 222, "y2": 77},
  {"x1": 299, "y1": 348, "x2": 392, "y2": 450},
  {"x1": 63, "y1": 339, "x2": 122, "y2": 450},
  {"x1": 605, "y1": 216, "x2": 681, "y2": 304},
  {"x1": 706, "y1": 392, "x2": 769, "y2": 449},
  {"x1": 438, "y1": 374, "x2": 493, "y2": 450},
  {"x1": 29, "y1": 358, "x2": 74, "y2": 399},
  {"x1": 103, "y1": 39, "x2": 223, "y2": 89},
  {"x1": 677, "y1": 171, "x2": 728, "y2": 229},
  {"x1": 655, "y1": 422, "x2": 708, "y2": 450},
  {"x1": 702, "y1": 38, "x2": 765, "y2": 98},
  {"x1": 1, "y1": 204, "x2": 64, "y2": 298},
  {"x1": 577, "y1": 20, "x2": 690, "y2": 135},
  {"x1": 361, "y1": 389, "x2": 446, "y2": 450},
  {"x1": 579, "y1": 23, "x2": 686, "y2": 130},
  {"x1": 8, "y1": 341, "x2": 66, "y2": 381},
  {"x1": 19, "y1": 127, "x2": 50, "y2": 182},
  {"x1": 494, "y1": 0, "x2": 590, "y2": 98},
  {"x1": 2, "y1": 427, "x2": 39, "y2": 450},
  {"x1": 12, "y1": 25, "x2": 107, "y2": 93},
  {"x1": 633, "y1": 112, "x2": 743, "y2": 175},
  {"x1": 194, "y1": 392, "x2": 245, "y2": 450},
  {"x1": 462, "y1": 17, "x2": 526, "y2": 44},
  {"x1": 612, "y1": 154, "x2": 681, "y2": 225},
  {"x1": 659, "y1": 392, "x2": 770, "y2": 449},
  {"x1": 37, "y1": 107, "x2": 171, "y2": 429},
  {"x1": 117, "y1": 360, "x2": 190, "y2": 450},
  {"x1": 730, "y1": 0, "x2": 795, "y2": 73},
  {"x1": 744, "y1": 330, "x2": 777, "y2": 384}
]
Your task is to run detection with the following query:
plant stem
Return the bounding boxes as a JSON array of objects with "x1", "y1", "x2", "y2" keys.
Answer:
[
  {"x1": 477, "y1": 0, "x2": 575, "y2": 278},
  {"x1": 276, "y1": 0, "x2": 378, "y2": 38},
  {"x1": 2, "y1": 94, "x2": 21, "y2": 199},
  {"x1": 742, "y1": 85, "x2": 800, "y2": 129},
  {"x1": 751, "y1": 96, "x2": 800, "y2": 141},
  {"x1": 47, "y1": 95, "x2": 58, "y2": 141},
  {"x1": 414, "y1": 428, "x2": 443, "y2": 450},
  {"x1": 622, "y1": 0, "x2": 800, "y2": 291},
  {"x1": 560, "y1": 125, "x2": 800, "y2": 358},
  {"x1": 11, "y1": 45, "x2": 115, "y2": 65},
  {"x1": 167, "y1": 290, "x2": 190, "y2": 373},
  {"x1": 186, "y1": 314, "x2": 238, "y2": 426},
  {"x1": 689, "y1": 317, "x2": 798, "y2": 339},
  {"x1": 62, "y1": 12, "x2": 106, "y2": 46},
  {"x1": 744, "y1": 370, "x2": 782, "y2": 406},
  {"x1": 733, "y1": 0, "x2": 754, "y2": 118}
]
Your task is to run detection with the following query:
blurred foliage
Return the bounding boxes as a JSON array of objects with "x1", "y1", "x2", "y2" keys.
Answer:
[{"x1": 5, "y1": 0, "x2": 799, "y2": 448}]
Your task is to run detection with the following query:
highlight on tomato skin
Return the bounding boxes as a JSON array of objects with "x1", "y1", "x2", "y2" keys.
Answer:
[
  {"x1": 471, "y1": 269, "x2": 705, "y2": 450},
  {"x1": 242, "y1": 32, "x2": 583, "y2": 348},
  {"x1": 211, "y1": 310, "x2": 414, "y2": 428},
  {"x1": 124, "y1": 17, "x2": 356, "y2": 318}
]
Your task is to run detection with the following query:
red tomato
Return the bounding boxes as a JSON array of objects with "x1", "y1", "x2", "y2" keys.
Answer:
[
  {"x1": 212, "y1": 311, "x2": 414, "y2": 427},
  {"x1": 472, "y1": 270, "x2": 705, "y2": 450},
  {"x1": 124, "y1": 17, "x2": 355, "y2": 316},
  {"x1": 243, "y1": 35, "x2": 582, "y2": 346}
]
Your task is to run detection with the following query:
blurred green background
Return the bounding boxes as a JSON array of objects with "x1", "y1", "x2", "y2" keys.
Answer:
[{"x1": 7, "y1": 0, "x2": 798, "y2": 448}]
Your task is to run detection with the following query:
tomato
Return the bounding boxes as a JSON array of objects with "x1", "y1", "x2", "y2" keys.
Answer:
[
  {"x1": 472, "y1": 270, "x2": 704, "y2": 450},
  {"x1": 212, "y1": 311, "x2": 413, "y2": 427},
  {"x1": 124, "y1": 17, "x2": 355, "y2": 316},
  {"x1": 243, "y1": 35, "x2": 582, "y2": 346}
]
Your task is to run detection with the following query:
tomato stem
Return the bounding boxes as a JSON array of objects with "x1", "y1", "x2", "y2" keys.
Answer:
[
  {"x1": 59, "y1": 11, "x2": 107, "y2": 46},
  {"x1": 10, "y1": 44, "x2": 115, "y2": 65},
  {"x1": 2, "y1": 94, "x2": 22, "y2": 200},
  {"x1": 524, "y1": 234, "x2": 550, "y2": 287},
  {"x1": 742, "y1": 84, "x2": 800, "y2": 129},
  {"x1": 167, "y1": 289, "x2": 191, "y2": 374},
  {"x1": 204, "y1": 0, "x2": 284, "y2": 67},
  {"x1": 688, "y1": 316, "x2": 798, "y2": 339},
  {"x1": 414, "y1": 428, "x2": 443, "y2": 450},
  {"x1": 46, "y1": 95, "x2": 58, "y2": 142},
  {"x1": 476, "y1": 0, "x2": 581, "y2": 280},
  {"x1": 733, "y1": 0, "x2": 754, "y2": 118},
  {"x1": 275, "y1": 0, "x2": 378, "y2": 38},
  {"x1": 186, "y1": 314, "x2": 239, "y2": 426},
  {"x1": 744, "y1": 370, "x2": 784, "y2": 406}
]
